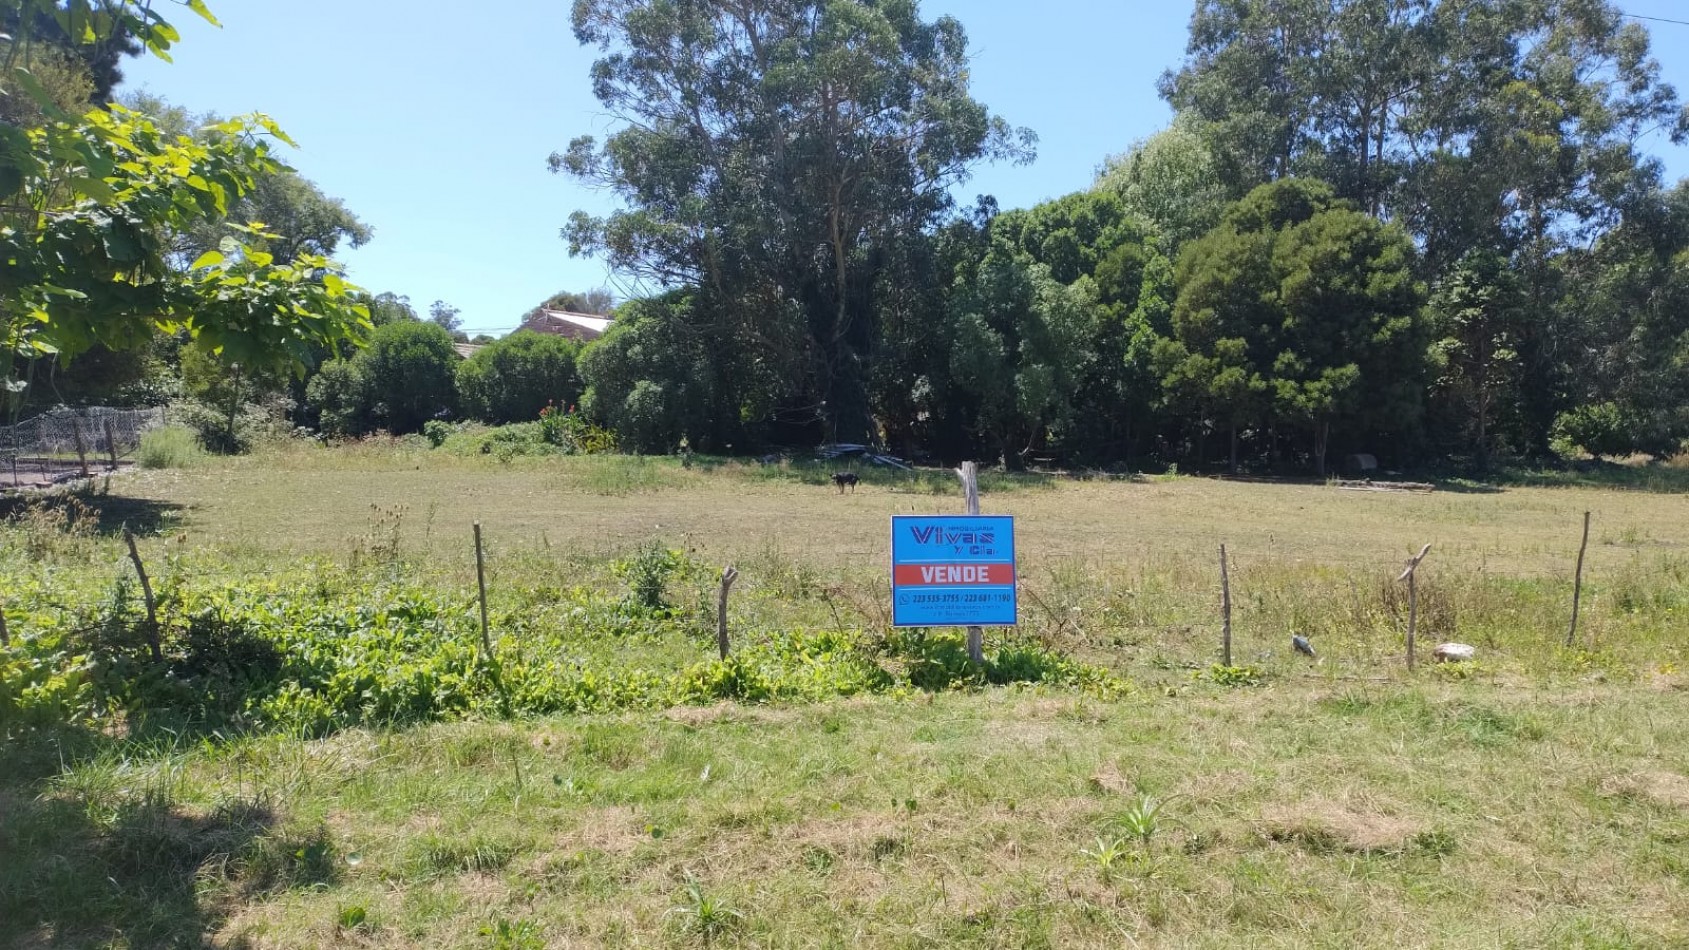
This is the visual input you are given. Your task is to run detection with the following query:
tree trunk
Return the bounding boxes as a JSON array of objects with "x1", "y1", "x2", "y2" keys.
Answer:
[
  {"x1": 225, "y1": 365, "x2": 243, "y2": 451},
  {"x1": 1314, "y1": 419, "x2": 1330, "y2": 478},
  {"x1": 1229, "y1": 424, "x2": 1239, "y2": 474}
]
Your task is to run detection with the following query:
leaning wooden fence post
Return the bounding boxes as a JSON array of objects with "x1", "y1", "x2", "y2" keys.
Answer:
[
  {"x1": 471, "y1": 523, "x2": 514, "y2": 717},
  {"x1": 1219, "y1": 544, "x2": 1233, "y2": 667},
  {"x1": 1567, "y1": 511, "x2": 1591, "y2": 648},
  {"x1": 473, "y1": 523, "x2": 495, "y2": 663},
  {"x1": 70, "y1": 417, "x2": 90, "y2": 478},
  {"x1": 1398, "y1": 543, "x2": 1432, "y2": 672},
  {"x1": 123, "y1": 527, "x2": 161, "y2": 662},
  {"x1": 102, "y1": 417, "x2": 119, "y2": 469},
  {"x1": 956, "y1": 462, "x2": 985, "y2": 665},
  {"x1": 0, "y1": 601, "x2": 10, "y2": 647},
  {"x1": 716, "y1": 567, "x2": 740, "y2": 660}
]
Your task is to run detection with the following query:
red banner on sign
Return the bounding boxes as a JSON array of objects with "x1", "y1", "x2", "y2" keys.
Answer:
[{"x1": 892, "y1": 564, "x2": 1017, "y2": 586}]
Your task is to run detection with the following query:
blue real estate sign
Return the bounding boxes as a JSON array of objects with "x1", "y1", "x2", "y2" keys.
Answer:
[{"x1": 890, "y1": 515, "x2": 1018, "y2": 628}]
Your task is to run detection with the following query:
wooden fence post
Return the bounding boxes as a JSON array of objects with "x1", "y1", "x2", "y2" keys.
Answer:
[
  {"x1": 103, "y1": 417, "x2": 119, "y2": 469},
  {"x1": 0, "y1": 601, "x2": 10, "y2": 647},
  {"x1": 473, "y1": 523, "x2": 494, "y2": 663},
  {"x1": 717, "y1": 567, "x2": 740, "y2": 660},
  {"x1": 471, "y1": 523, "x2": 514, "y2": 717},
  {"x1": 123, "y1": 528, "x2": 161, "y2": 662},
  {"x1": 956, "y1": 462, "x2": 984, "y2": 665},
  {"x1": 1219, "y1": 544, "x2": 1233, "y2": 667},
  {"x1": 1398, "y1": 543, "x2": 1432, "y2": 672},
  {"x1": 1567, "y1": 511, "x2": 1591, "y2": 649},
  {"x1": 70, "y1": 417, "x2": 90, "y2": 478}
]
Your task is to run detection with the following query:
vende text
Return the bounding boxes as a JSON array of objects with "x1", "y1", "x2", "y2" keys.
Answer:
[{"x1": 892, "y1": 564, "x2": 1015, "y2": 586}]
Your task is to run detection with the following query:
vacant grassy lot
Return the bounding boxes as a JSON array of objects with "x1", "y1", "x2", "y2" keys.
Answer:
[{"x1": 3, "y1": 448, "x2": 1688, "y2": 947}]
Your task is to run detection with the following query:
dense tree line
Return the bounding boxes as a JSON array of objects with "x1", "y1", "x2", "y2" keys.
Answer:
[
  {"x1": 545, "y1": 0, "x2": 1689, "y2": 472},
  {"x1": 17, "y1": 0, "x2": 1689, "y2": 475}
]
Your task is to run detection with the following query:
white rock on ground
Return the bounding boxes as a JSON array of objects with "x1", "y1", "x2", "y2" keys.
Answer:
[{"x1": 1433, "y1": 643, "x2": 1477, "y2": 662}]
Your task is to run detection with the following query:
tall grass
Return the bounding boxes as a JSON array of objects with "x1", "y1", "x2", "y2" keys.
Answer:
[{"x1": 136, "y1": 425, "x2": 205, "y2": 469}]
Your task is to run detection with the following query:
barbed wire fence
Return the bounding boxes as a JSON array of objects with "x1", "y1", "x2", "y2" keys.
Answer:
[{"x1": 0, "y1": 407, "x2": 164, "y2": 490}]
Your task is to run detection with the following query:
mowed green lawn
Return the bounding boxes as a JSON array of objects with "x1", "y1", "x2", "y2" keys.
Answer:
[{"x1": 5, "y1": 449, "x2": 1689, "y2": 948}]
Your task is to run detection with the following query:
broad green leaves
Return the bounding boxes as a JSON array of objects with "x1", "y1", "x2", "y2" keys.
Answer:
[{"x1": 1, "y1": 0, "x2": 370, "y2": 411}]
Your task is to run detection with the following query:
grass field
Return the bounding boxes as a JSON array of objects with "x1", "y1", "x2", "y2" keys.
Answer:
[{"x1": 3, "y1": 448, "x2": 1688, "y2": 947}]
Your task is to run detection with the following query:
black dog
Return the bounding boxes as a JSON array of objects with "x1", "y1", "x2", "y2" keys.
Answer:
[{"x1": 831, "y1": 472, "x2": 860, "y2": 494}]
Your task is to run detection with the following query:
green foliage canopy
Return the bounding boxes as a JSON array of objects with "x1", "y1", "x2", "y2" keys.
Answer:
[
  {"x1": 456, "y1": 331, "x2": 583, "y2": 426},
  {"x1": 1, "y1": 0, "x2": 370, "y2": 414},
  {"x1": 556, "y1": 0, "x2": 1034, "y2": 443}
]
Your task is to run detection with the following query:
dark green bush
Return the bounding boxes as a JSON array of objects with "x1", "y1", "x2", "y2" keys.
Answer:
[
  {"x1": 456, "y1": 331, "x2": 582, "y2": 425},
  {"x1": 307, "y1": 321, "x2": 460, "y2": 437}
]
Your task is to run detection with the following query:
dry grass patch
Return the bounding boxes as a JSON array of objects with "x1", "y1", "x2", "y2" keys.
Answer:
[
  {"x1": 1602, "y1": 770, "x2": 1689, "y2": 810},
  {"x1": 1258, "y1": 796, "x2": 1426, "y2": 853}
]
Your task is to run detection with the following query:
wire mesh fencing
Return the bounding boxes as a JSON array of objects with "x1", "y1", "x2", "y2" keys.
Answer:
[{"x1": 0, "y1": 407, "x2": 164, "y2": 490}]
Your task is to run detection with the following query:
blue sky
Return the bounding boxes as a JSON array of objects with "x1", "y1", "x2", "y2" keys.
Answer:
[{"x1": 127, "y1": 1, "x2": 1689, "y2": 337}]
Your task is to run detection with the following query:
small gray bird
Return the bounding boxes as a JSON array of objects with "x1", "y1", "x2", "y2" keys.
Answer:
[{"x1": 1292, "y1": 635, "x2": 1316, "y2": 658}]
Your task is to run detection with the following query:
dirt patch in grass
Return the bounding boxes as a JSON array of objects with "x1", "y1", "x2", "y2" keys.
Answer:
[
  {"x1": 1648, "y1": 671, "x2": 1686, "y2": 692},
  {"x1": 1259, "y1": 798, "x2": 1424, "y2": 853},
  {"x1": 789, "y1": 813, "x2": 903, "y2": 858},
  {"x1": 1602, "y1": 770, "x2": 1689, "y2": 809},
  {"x1": 553, "y1": 805, "x2": 649, "y2": 855},
  {"x1": 1088, "y1": 761, "x2": 1135, "y2": 796}
]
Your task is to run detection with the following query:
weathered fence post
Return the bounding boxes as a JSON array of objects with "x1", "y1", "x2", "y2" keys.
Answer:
[
  {"x1": 1567, "y1": 511, "x2": 1591, "y2": 649},
  {"x1": 1398, "y1": 543, "x2": 1432, "y2": 672},
  {"x1": 103, "y1": 417, "x2": 120, "y2": 469},
  {"x1": 123, "y1": 527, "x2": 162, "y2": 662},
  {"x1": 0, "y1": 601, "x2": 10, "y2": 647},
  {"x1": 70, "y1": 417, "x2": 90, "y2": 478},
  {"x1": 956, "y1": 462, "x2": 985, "y2": 665},
  {"x1": 473, "y1": 523, "x2": 494, "y2": 663},
  {"x1": 716, "y1": 566, "x2": 740, "y2": 660},
  {"x1": 1219, "y1": 544, "x2": 1233, "y2": 667}
]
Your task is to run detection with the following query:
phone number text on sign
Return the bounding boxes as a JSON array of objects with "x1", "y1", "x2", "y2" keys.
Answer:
[{"x1": 890, "y1": 515, "x2": 1017, "y2": 628}]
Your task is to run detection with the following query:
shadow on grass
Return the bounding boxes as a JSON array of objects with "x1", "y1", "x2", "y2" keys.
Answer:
[
  {"x1": 722, "y1": 457, "x2": 1060, "y2": 495},
  {"x1": 0, "y1": 487, "x2": 185, "y2": 536},
  {"x1": 1489, "y1": 460, "x2": 1689, "y2": 494},
  {"x1": 0, "y1": 731, "x2": 332, "y2": 949}
]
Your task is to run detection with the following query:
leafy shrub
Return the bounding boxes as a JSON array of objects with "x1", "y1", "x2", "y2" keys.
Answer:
[
  {"x1": 1553, "y1": 402, "x2": 1633, "y2": 460},
  {"x1": 308, "y1": 321, "x2": 460, "y2": 437},
  {"x1": 421, "y1": 419, "x2": 459, "y2": 448},
  {"x1": 1, "y1": 640, "x2": 93, "y2": 736},
  {"x1": 0, "y1": 562, "x2": 1125, "y2": 736},
  {"x1": 885, "y1": 629, "x2": 1128, "y2": 696},
  {"x1": 137, "y1": 425, "x2": 205, "y2": 468},
  {"x1": 612, "y1": 543, "x2": 688, "y2": 613},
  {"x1": 437, "y1": 422, "x2": 552, "y2": 459},
  {"x1": 1195, "y1": 663, "x2": 1265, "y2": 687},
  {"x1": 306, "y1": 358, "x2": 372, "y2": 438},
  {"x1": 168, "y1": 398, "x2": 291, "y2": 454},
  {"x1": 456, "y1": 331, "x2": 582, "y2": 425},
  {"x1": 578, "y1": 293, "x2": 722, "y2": 454},
  {"x1": 538, "y1": 403, "x2": 618, "y2": 454},
  {"x1": 1553, "y1": 401, "x2": 1684, "y2": 461}
]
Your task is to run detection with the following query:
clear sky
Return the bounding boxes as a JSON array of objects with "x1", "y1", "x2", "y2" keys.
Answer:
[{"x1": 125, "y1": 1, "x2": 1689, "y2": 337}]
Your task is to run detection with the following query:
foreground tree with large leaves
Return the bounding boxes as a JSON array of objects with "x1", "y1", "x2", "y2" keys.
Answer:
[
  {"x1": 556, "y1": 0, "x2": 1033, "y2": 444},
  {"x1": 1, "y1": 0, "x2": 370, "y2": 414}
]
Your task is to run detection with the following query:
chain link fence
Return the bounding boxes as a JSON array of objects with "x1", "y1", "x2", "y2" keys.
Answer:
[{"x1": 0, "y1": 407, "x2": 164, "y2": 490}]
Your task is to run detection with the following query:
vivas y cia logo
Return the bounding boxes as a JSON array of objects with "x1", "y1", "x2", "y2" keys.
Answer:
[{"x1": 908, "y1": 524, "x2": 998, "y2": 552}]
